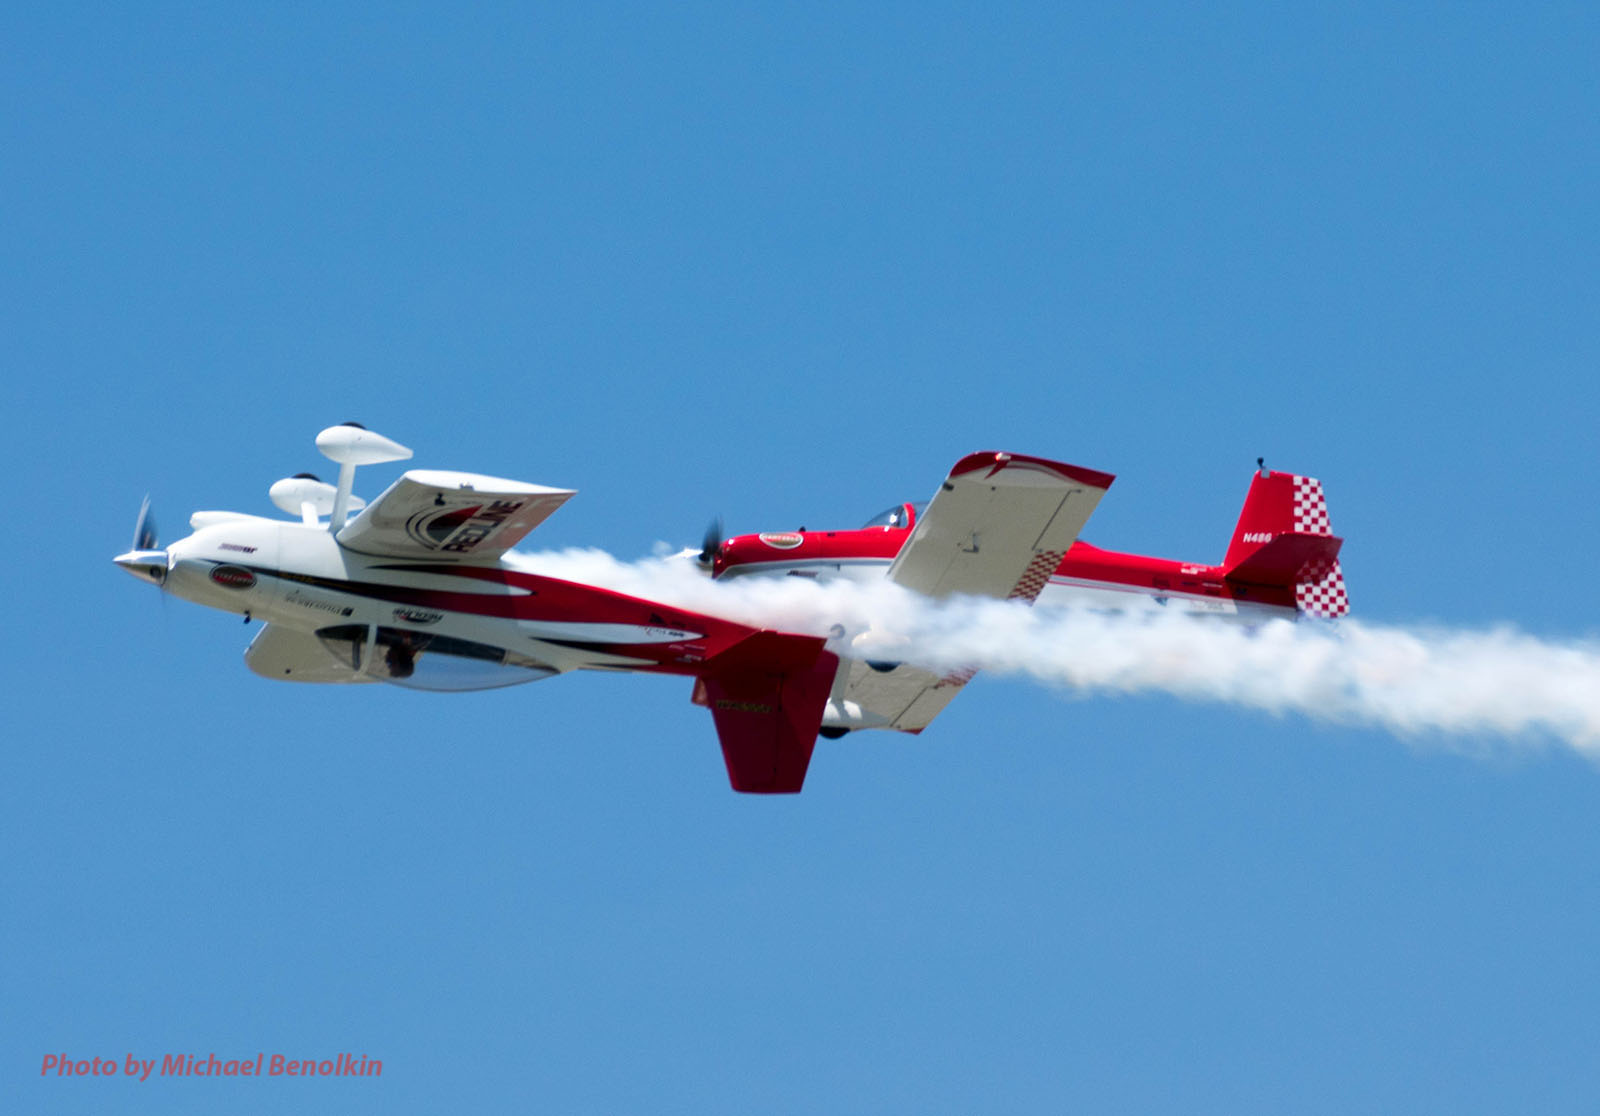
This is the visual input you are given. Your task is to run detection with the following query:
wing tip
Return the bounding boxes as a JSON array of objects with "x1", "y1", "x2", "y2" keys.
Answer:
[{"x1": 949, "y1": 451, "x2": 1115, "y2": 490}]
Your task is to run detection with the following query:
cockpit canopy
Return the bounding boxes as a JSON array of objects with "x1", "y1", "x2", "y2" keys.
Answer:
[
  {"x1": 860, "y1": 502, "x2": 926, "y2": 530},
  {"x1": 315, "y1": 624, "x2": 556, "y2": 691}
]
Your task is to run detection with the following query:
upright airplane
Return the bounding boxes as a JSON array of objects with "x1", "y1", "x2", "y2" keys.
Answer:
[{"x1": 116, "y1": 425, "x2": 1346, "y2": 793}]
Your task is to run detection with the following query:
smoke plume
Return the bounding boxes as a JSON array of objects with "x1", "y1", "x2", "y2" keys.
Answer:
[{"x1": 512, "y1": 549, "x2": 1600, "y2": 758}]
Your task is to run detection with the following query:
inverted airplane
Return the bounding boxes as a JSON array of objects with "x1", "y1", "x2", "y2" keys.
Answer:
[{"x1": 115, "y1": 424, "x2": 1347, "y2": 793}]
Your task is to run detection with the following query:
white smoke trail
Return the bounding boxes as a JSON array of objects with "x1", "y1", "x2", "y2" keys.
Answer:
[{"x1": 511, "y1": 549, "x2": 1600, "y2": 758}]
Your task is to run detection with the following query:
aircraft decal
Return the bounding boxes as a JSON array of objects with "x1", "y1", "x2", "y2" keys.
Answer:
[
  {"x1": 284, "y1": 588, "x2": 354, "y2": 617},
  {"x1": 403, "y1": 500, "x2": 528, "y2": 553},
  {"x1": 1295, "y1": 558, "x2": 1348, "y2": 619},
  {"x1": 209, "y1": 566, "x2": 255, "y2": 589},
  {"x1": 1293, "y1": 476, "x2": 1334, "y2": 535},
  {"x1": 1007, "y1": 551, "x2": 1065, "y2": 603},
  {"x1": 393, "y1": 607, "x2": 444, "y2": 625}
]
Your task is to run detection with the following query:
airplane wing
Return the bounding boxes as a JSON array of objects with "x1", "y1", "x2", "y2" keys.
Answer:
[
  {"x1": 244, "y1": 623, "x2": 377, "y2": 683},
  {"x1": 830, "y1": 660, "x2": 973, "y2": 734},
  {"x1": 336, "y1": 469, "x2": 575, "y2": 561},
  {"x1": 887, "y1": 451, "x2": 1114, "y2": 602},
  {"x1": 838, "y1": 451, "x2": 1114, "y2": 734}
]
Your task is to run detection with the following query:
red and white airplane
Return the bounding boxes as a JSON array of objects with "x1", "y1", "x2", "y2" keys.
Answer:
[{"x1": 115, "y1": 425, "x2": 1346, "y2": 794}]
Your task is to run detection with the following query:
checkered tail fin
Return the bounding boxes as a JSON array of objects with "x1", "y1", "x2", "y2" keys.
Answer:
[{"x1": 1222, "y1": 470, "x2": 1349, "y2": 619}]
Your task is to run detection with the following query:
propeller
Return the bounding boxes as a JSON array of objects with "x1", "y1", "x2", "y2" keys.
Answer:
[
  {"x1": 114, "y1": 496, "x2": 169, "y2": 587},
  {"x1": 696, "y1": 516, "x2": 724, "y2": 570},
  {"x1": 133, "y1": 495, "x2": 159, "y2": 551}
]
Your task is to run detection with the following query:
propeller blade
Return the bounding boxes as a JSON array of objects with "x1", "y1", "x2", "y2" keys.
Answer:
[
  {"x1": 133, "y1": 496, "x2": 159, "y2": 551},
  {"x1": 697, "y1": 516, "x2": 724, "y2": 568},
  {"x1": 116, "y1": 495, "x2": 169, "y2": 587}
]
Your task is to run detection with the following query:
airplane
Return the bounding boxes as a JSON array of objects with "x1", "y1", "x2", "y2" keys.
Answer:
[
  {"x1": 699, "y1": 451, "x2": 1347, "y2": 743},
  {"x1": 115, "y1": 425, "x2": 1347, "y2": 794}
]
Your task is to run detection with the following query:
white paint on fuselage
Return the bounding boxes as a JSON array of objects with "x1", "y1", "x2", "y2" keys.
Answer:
[
  {"x1": 720, "y1": 558, "x2": 1299, "y2": 623},
  {"x1": 717, "y1": 557, "x2": 899, "y2": 584},
  {"x1": 159, "y1": 519, "x2": 668, "y2": 675}
]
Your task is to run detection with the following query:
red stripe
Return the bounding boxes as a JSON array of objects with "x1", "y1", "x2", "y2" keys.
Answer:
[{"x1": 947, "y1": 451, "x2": 1115, "y2": 490}]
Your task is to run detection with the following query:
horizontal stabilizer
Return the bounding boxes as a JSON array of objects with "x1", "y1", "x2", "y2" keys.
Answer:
[
  {"x1": 1224, "y1": 532, "x2": 1343, "y2": 587},
  {"x1": 694, "y1": 632, "x2": 838, "y2": 794}
]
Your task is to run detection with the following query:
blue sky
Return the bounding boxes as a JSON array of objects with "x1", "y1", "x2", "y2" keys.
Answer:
[{"x1": 5, "y1": 3, "x2": 1600, "y2": 1112}]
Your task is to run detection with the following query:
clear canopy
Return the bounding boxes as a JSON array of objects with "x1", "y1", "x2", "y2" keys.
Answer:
[
  {"x1": 315, "y1": 624, "x2": 556, "y2": 691},
  {"x1": 859, "y1": 502, "x2": 925, "y2": 530}
]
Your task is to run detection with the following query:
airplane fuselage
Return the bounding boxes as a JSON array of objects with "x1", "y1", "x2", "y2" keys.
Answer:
[
  {"x1": 712, "y1": 508, "x2": 1303, "y2": 623},
  {"x1": 129, "y1": 514, "x2": 765, "y2": 689}
]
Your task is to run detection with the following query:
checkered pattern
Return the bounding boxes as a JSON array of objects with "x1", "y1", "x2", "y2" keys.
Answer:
[
  {"x1": 1296, "y1": 561, "x2": 1349, "y2": 618},
  {"x1": 1295, "y1": 557, "x2": 1349, "y2": 618},
  {"x1": 1288, "y1": 474, "x2": 1349, "y2": 617},
  {"x1": 1008, "y1": 550, "x2": 1064, "y2": 604},
  {"x1": 1292, "y1": 475, "x2": 1333, "y2": 536},
  {"x1": 937, "y1": 666, "x2": 979, "y2": 688}
]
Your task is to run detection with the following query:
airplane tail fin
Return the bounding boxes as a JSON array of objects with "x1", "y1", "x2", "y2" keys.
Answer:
[
  {"x1": 691, "y1": 631, "x2": 839, "y2": 793},
  {"x1": 1222, "y1": 469, "x2": 1349, "y2": 619}
]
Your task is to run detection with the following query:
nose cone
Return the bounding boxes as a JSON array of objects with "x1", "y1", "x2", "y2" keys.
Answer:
[{"x1": 114, "y1": 548, "x2": 169, "y2": 586}]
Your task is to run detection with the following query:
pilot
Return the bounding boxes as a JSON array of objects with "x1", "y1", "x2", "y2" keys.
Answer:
[{"x1": 384, "y1": 638, "x2": 417, "y2": 680}]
